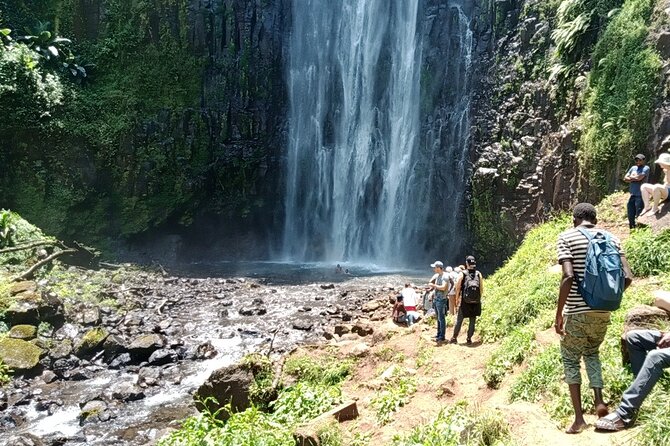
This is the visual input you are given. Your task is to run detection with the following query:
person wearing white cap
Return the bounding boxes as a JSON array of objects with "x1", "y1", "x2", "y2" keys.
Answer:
[
  {"x1": 640, "y1": 153, "x2": 670, "y2": 215},
  {"x1": 428, "y1": 261, "x2": 452, "y2": 343}
]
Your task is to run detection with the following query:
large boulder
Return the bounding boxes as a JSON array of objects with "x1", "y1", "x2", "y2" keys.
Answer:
[
  {"x1": 128, "y1": 334, "x2": 165, "y2": 362},
  {"x1": 195, "y1": 363, "x2": 254, "y2": 421},
  {"x1": 0, "y1": 338, "x2": 43, "y2": 371},
  {"x1": 5, "y1": 290, "x2": 63, "y2": 326},
  {"x1": 624, "y1": 305, "x2": 670, "y2": 332}
]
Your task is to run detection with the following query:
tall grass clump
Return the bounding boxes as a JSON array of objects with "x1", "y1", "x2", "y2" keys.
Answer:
[
  {"x1": 392, "y1": 401, "x2": 512, "y2": 446},
  {"x1": 478, "y1": 214, "x2": 569, "y2": 342},
  {"x1": 283, "y1": 354, "x2": 353, "y2": 386},
  {"x1": 371, "y1": 368, "x2": 417, "y2": 425},
  {"x1": 625, "y1": 228, "x2": 670, "y2": 277},
  {"x1": 580, "y1": 0, "x2": 661, "y2": 194}
]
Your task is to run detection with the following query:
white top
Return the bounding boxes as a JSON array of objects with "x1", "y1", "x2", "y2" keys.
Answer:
[{"x1": 401, "y1": 287, "x2": 418, "y2": 307}]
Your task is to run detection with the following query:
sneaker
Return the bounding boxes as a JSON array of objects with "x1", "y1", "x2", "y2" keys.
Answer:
[
  {"x1": 466, "y1": 338, "x2": 472, "y2": 345},
  {"x1": 449, "y1": 338, "x2": 457, "y2": 344}
]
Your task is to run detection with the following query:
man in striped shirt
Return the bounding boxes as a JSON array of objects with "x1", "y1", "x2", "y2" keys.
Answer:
[{"x1": 555, "y1": 203, "x2": 633, "y2": 434}]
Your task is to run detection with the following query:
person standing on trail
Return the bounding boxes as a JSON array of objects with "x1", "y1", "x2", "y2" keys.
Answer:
[
  {"x1": 555, "y1": 203, "x2": 633, "y2": 434},
  {"x1": 623, "y1": 154, "x2": 649, "y2": 229},
  {"x1": 428, "y1": 261, "x2": 450, "y2": 343},
  {"x1": 445, "y1": 266, "x2": 458, "y2": 316},
  {"x1": 451, "y1": 256, "x2": 483, "y2": 345}
]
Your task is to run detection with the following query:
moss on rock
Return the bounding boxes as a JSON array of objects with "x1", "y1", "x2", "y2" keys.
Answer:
[
  {"x1": 74, "y1": 328, "x2": 108, "y2": 357},
  {"x1": 8, "y1": 324, "x2": 37, "y2": 340},
  {"x1": 0, "y1": 337, "x2": 43, "y2": 370}
]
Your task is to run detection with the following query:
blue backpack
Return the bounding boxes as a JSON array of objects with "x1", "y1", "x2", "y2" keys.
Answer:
[{"x1": 576, "y1": 228, "x2": 625, "y2": 311}]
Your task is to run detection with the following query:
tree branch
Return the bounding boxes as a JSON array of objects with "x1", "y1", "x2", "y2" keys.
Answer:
[
  {"x1": 12, "y1": 248, "x2": 78, "y2": 281},
  {"x1": 0, "y1": 240, "x2": 57, "y2": 254}
]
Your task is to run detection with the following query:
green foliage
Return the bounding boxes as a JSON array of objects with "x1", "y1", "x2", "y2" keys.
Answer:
[
  {"x1": 0, "y1": 41, "x2": 66, "y2": 133},
  {"x1": 283, "y1": 354, "x2": 353, "y2": 386},
  {"x1": 484, "y1": 325, "x2": 536, "y2": 389},
  {"x1": 317, "y1": 419, "x2": 343, "y2": 446},
  {"x1": 392, "y1": 401, "x2": 512, "y2": 446},
  {"x1": 370, "y1": 369, "x2": 417, "y2": 425},
  {"x1": 469, "y1": 179, "x2": 517, "y2": 260},
  {"x1": 580, "y1": 0, "x2": 661, "y2": 194},
  {"x1": 159, "y1": 380, "x2": 342, "y2": 446},
  {"x1": 0, "y1": 357, "x2": 11, "y2": 386},
  {"x1": 624, "y1": 228, "x2": 670, "y2": 277},
  {"x1": 270, "y1": 381, "x2": 342, "y2": 425},
  {"x1": 509, "y1": 344, "x2": 563, "y2": 403},
  {"x1": 478, "y1": 214, "x2": 569, "y2": 342}
]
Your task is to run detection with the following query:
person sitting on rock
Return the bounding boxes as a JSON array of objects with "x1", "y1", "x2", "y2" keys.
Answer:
[
  {"x1": 640, "y1": 152, "x2": 670, "y2": 215},
  {"x1": 391, "y1": 293, "x2": 407, "y2": 324},
  {"x1": 595, "y1": 329, "x2": 670, "y2": 431}
]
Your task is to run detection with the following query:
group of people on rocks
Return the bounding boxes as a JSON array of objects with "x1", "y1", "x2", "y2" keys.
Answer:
[
  {"x1": 392, "y1": 256, "x2": 484, "y2": 345},
  {"x1": 625, "y1": 152, "x2": 670, "y2": 228},
  {"x1": 556, "y1": 202, "x2": 670, "y2": 434}
]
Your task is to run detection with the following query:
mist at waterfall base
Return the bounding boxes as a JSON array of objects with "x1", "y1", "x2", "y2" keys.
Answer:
[{"x1": 281, "y1": 0, "x2": 474, "y2": 268}]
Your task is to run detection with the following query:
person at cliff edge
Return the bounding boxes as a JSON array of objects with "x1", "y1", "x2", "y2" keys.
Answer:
[{"x1": 623, "y1": 153, "x2": 650, "y2": 229}]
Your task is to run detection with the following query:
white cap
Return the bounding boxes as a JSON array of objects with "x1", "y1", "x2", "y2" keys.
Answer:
[{"x1": 430, "y1": 261, "x2": 444, "y2": 268}]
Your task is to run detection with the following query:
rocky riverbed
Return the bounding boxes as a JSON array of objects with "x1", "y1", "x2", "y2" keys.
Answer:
[{"x1": 0, "y1": 264, "x2": 414, "y2": 445}]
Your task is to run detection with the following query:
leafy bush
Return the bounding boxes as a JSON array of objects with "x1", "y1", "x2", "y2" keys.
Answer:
[
  {"x1": 392, "y1": 401, "x2": 511, "y2": 446},
  {"x1": 270, "y1": 382, "x2": 342, "y2": 425},
  {"x1": 624, "y1": 228, "x2": 670, "y2": 276}
]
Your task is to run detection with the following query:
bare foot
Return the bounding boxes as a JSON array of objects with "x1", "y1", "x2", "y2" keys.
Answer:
[
  {"x1": 596, "y1": 403, "x2": 609, "y2": 418},
  {"x1": 640, "y1": 207, "x2": 652, "y2": 216},
  {"x1": 652, "y1": 206, "x2": 659, "y2": 214},
  {"x1": 566, "y1": 421, "x2": 589, "y2": 434}
]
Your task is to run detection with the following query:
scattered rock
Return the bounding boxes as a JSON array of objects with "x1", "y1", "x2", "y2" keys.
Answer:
[
  {"x1": 195, "y1": 363, "x2": 254, "y2": 421},
  {"x1": 362, "y1": 300, "x2": 384, "y2": 313},
  {"x1": 10, "y1": 281, "x2": 37, "y2": 296},
  {"x1": 138, "y1": 367, "x2": 162, "y2": 387},
  {"x1": 52, "y1": 356, "x2": 80, "y2": 374},
  {"x1": 5, "y1": 291, "x2": 63, "y2": 326},
  {"x1": 0, "y1": 338, "x2": 43, "y2": 371},
  {"x1": 351, "y1": 324, "x2": 374, "y2": 337},
  {"x1": 239, "y1": 306, "x2": 267, "y2": 316},
  {"x1": 320, "y1": 283, "x2": 335, "y2": 290},
  {"x1": 109, "y1": 353, "x2": 132, "y2": 369},
  {"x1": 112, "y1": 382, "x2": 145, "y2": 402},
  {"x1": 193, "y1": 341, "x2": 218, "y2": 360},
  {"x1": 6, "y1": 433, "x2": 44, "y2": 446},
  {"x1": 79, "y1": 307, "x2": 101, "y2": 326},
  {"x1": 102, "y1": 335, "x2": 126, "y2": 362},
  {"x1": 74, "y1": 328, "x2": 108, "y2": 357},
  {"x1": 41, "y1": 370, "x2": 58, "y2": 384},
  {"x1": 79, "y1": 399, "x2": 110, "y2": 425},
  {"x1": 292, "y1": 321, "x2": 313, "y2": 331},
  {"x1": 148, "y1": 349, "x2": 178, "y2": 366},
  {"x1": 8, "y1": 324, "x2": 38, "y2": 340},
  {"x1": 128, "y1": 334, "x2": 165, "y2": 361}
]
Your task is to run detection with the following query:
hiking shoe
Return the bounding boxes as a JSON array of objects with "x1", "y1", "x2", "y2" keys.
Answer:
[{"x1": 449, "y1": 338, "x2": 457, "y2": 344}]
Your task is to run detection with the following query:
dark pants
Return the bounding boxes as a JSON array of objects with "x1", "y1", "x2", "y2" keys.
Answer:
[
  {"x1": 434, "y1": 296, "x2": 447, "y2": 341},
  {"x1": 616, "y1": 330, "x2": 670, "y2": 424},
  {"x1": 627, "y1": 194, "x2": 644, "y2": 228},
  {"x1": 453, "y1": 306, "x2": 476, "y2": 341}
]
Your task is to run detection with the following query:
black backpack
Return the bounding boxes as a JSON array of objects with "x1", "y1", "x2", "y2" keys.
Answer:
[{"x1": 461, "y1": 270, "x2": 481, "y2": 304}]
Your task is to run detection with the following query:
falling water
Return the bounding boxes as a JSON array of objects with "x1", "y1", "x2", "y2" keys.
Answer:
[{"x1": 283, "y1": 1, "x2": 474, "y2": 266}]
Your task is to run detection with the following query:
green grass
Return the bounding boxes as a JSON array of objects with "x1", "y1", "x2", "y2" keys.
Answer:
[
  {"x1": 283, "y1": 354, "x2": 353, "y2": 386},
  {"x1": 625, "y1": 228, "x2": 670, "y2": 277},
  {"x1": 0, "y1": 358, "x2": 11, "y2": 386},
  {"x1": 392, "y1": 401, "x2": 513, "y2": 446},
  {"x1": 484, "y1": 324, "x2": 537, "y2": 389},
  {"x1": 370, "y1": 368, "x2": 417, "y2": 425},
  {"x1": 478, "y1": 214, "x2": 569, "y2": 342}
]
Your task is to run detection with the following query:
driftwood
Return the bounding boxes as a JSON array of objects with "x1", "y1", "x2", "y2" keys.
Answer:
[
  {"x1": 0, "y1": 239, "x2": 57, "y2": 254},
  {"x1": 12, "y1": 248, "x2": 78, "y2": 281}
]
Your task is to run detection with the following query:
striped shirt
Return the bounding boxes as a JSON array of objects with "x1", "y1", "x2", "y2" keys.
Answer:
[{"x1": 557, "y1": 223, "x2": 625, "y2": 315}]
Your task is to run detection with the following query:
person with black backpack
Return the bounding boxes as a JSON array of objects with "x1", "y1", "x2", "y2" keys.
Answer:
[{"x1": 450, "y1": 256, "x2": 483, "y2": 345}]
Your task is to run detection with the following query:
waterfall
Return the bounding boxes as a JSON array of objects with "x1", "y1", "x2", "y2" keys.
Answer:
[{"x1": 283, "y1": 0, "x2": 474, "y2": 266}]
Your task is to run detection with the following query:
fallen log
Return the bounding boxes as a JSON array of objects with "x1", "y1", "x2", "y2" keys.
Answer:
[
  {"x1": 12, "y1": 248, "x2": 78, "y2": 281},
  {"x1": 0, "y1": 239, "x2": 57, "y2": 254}
]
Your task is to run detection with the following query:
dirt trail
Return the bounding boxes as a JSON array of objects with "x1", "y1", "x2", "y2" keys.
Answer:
[{"x1": 328, "y1": 320, "x2": 635, "y2": 446}]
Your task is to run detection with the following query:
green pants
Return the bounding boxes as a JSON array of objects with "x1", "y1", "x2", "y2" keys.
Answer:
[{"x1": 560, "y1": 312, "x2": 610, "y2": 388}]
